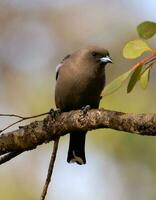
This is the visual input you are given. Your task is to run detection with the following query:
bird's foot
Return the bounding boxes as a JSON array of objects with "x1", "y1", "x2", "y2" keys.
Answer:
[
  {"x1": 49, "y1": 108, "x2": 61, "y2": 120},
  {"x1": 81, "y1": 105, "x2": 91, "y2": 115}
]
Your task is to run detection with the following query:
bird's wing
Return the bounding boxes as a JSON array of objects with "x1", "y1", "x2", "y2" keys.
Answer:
[
  {"x1": 56, "y1": 54, "x2": 71, "y2": 80},
  {"x1": 56, "y1": 63, "x2": 63, "y2": 80}
]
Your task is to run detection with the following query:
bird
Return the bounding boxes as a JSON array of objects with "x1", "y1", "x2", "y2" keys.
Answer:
[{"x1": 55, "y1": 46, "x2": 112, "y2": 165}]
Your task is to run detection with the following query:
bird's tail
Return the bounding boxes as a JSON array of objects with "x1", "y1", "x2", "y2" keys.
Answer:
[{"x1": 67, "y1": 132, "x2": 86, "y2": 165}]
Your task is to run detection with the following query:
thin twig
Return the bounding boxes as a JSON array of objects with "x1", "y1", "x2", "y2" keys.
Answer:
[
  {"x1": 40, "y1": 137, "x2": 60, "y2": 200},
  {"x1": 0, "y1": 112, "x2": 50, "y2": 119},
  {"x1": 0, "y1": 119, "x2": 24, "y2": 133},
  {"x1": 144, "y1": 57, "x2": 156, "y2": 66},
  {"x1": 0, "y1": 151, "x2": 23, "y2": 165},
  {"x1": 0, "y1": 114, "x2": 24, "y2": 119},
  {"x1": 0, "y1": 111, "x2": 50, "y2": 134}
]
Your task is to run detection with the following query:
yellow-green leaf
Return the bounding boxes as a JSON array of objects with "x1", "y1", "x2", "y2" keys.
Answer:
[
  {"x1": 137, "y1": 21, "x2": 156, "y2": 40},
  {"x1": 127, "y1": 64, "x2": 142, "y2": 93},
  {"x1": 140, "y1": 67, "x2": 150, "y2": 89},
  {"x1": 103, "y1": 70, "x2": 132, "y2": 96},
  {"x1": 123, "y1": 39, "x2": 151, "y2": 59}
]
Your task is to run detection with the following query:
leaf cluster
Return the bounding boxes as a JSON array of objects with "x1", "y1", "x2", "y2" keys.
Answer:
[{"x1": 103, "y1": 21, "x2": 156, "y2": 96}]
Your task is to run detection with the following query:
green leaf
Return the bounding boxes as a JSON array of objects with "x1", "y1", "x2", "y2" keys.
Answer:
[
  {"x1": 103, "y1": 70, "x2": 132, "y2": 96},
  {"x1": 137, "y1": 21, "x2": 156, "y2": 40},
  {"x1": 127, "y1": 64, "x2": 142, "y2": 93},
  {"x1": 140, "y1": 63, "x2": 153, "y2": 89},
  {"x1": 123, "y1": 39, "x2": 151, "y2": 59}
]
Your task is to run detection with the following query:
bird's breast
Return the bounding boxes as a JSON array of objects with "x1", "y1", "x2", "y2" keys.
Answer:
[{"x1": 55, "y1": 66, "x2": 105, "y2": 111}]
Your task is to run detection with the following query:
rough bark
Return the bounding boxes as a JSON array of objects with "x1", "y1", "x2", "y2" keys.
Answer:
[{"x1": 0, "y1": 108, "x2": 156, "y2": 155}]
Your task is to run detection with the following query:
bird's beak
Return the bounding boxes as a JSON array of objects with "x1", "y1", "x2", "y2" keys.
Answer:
[{"x1": 100, "y1": 56, "x2": 113, "y2": 64}]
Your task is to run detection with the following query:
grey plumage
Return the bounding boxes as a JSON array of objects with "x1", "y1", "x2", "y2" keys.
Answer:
[{"x1": 55, "y1": 46, "x2": 112, "y2": 164}]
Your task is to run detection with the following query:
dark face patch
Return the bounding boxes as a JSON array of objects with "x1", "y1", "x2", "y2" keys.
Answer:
[
  {"x1": 91, "y1": 50, "x2": 109, "y2": 60},
  {"x1": 90, "y1": 49, "x2": 111, "y2": 65}
]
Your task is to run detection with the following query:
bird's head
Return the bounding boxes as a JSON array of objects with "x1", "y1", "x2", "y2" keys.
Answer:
[
  {"x1": 70, "y1": 46, "x2": 112, "y2": 72},
  {"x1": 86, "y1": 46, "x2": 112, "y2": 66},
  {"x1": 56, "y1": 46, "x2": 112, "y2": 79}
]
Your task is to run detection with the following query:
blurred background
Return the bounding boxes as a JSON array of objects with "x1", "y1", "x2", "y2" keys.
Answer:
[{"x1": 0, "y1": 0, "x2": 156, "y2": 199}]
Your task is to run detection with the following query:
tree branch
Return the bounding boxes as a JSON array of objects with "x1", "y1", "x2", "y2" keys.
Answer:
[{"x1": 0, "y1": 108, "x2": 156, "y2": 157}]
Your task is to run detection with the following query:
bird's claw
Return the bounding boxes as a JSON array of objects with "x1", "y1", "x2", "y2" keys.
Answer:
[
  {"x1": 81, "y1": 105, "x2": 91, "y2": 115},
  {"x1": 49, "y1": 108, "x2": 61, "y2": 120}
]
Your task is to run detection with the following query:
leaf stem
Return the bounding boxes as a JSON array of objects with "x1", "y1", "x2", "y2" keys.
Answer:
[{"x1": 130, "y1": 54, "x2": 156, "y2": 71}]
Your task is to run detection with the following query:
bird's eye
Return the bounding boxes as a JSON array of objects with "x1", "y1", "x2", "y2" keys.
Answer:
[{"x1": 92, "y1": 52, "x2": 98, "y2": 57}]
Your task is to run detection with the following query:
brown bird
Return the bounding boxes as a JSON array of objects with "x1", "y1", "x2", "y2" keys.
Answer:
[{"x1": 55, "y1": 46, "x2": 112, "y2": 165}]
